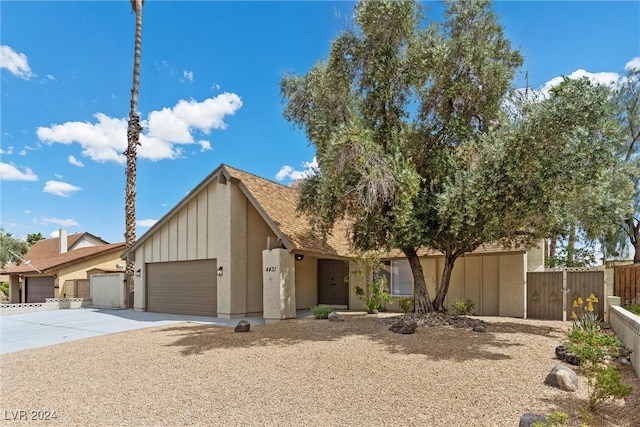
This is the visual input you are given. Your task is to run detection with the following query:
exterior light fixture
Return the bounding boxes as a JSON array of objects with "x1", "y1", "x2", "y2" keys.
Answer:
[
  {"x1": 295, "y1": 254, "x2": 304, "y2": 261},
  {"x1": 135, "y1": 269, "x2": 141, "y2": 277},
  {"x1": 217, "y1": 266, "x2": 223, "y2": 276}
]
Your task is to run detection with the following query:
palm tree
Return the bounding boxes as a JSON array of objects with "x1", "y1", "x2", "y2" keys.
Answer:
[{"x1": 125, "y1": 0, "x2": 144, "y2": 307}]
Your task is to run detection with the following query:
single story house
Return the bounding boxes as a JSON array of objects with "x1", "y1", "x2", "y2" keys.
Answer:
[
  {"x1": 3, "y1": 230, "x2": 126, "y2": 303},
  {"x1": 122, "y1": 164, "x2": 544, "y2": 322}
]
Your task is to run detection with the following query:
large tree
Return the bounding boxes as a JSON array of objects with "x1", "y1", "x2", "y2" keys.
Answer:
[
  {"x1": 281, "y1": 0, "x2": 624, "y2": 313},
  {"x1": 125, "y1": 0, "x2": 144, "y2": 304},
  {"x1": 0, "y1": 229, "x2": 29, "y2": 268},
  {"x1": 615, "y1": 67, "x2": 640, "y2": 262}
]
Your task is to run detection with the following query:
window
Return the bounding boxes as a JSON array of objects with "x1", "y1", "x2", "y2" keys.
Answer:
[{"x1": 383, "y1": 259, "x2": 413, "y2": 297}]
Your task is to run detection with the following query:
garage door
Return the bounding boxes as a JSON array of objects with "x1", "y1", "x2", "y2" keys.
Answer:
[
  {"x1": 26, "y1": 276, "x2": 55, "y2": 303},
  {"x1": 146, "y1": 259, "x2": 217, "y2": 316}
]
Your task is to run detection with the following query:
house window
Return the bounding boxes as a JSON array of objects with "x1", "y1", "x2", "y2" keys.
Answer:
[{"x1": 383, "y1": 260, "x2": 413, "y2": 296}]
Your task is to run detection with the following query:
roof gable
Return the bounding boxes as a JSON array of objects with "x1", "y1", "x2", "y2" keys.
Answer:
[{"x1": 124, "y1": 164, "x2": 353, "y2": 258}]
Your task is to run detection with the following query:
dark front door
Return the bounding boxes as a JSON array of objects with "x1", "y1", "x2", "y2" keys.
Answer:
[
  {"x1": 318, "y1": 260, "x2": 349, "y2": 306},
  {"x1": 26, "y1": 276, "x2": 55, "y2": 303}
]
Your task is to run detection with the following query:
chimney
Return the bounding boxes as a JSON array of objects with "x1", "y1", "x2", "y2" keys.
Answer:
[{"x1": 59, "y1": 229, "x2": 68, "y2": 254}]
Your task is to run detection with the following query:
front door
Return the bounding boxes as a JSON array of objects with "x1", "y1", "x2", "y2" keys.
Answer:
[{"x1": 318, "y1": 260, "x2": 349, "y2": 306}]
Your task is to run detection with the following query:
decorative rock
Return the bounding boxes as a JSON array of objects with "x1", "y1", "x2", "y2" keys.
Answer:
[
  {"x1": 519, "y1": 413, "x2": 549, "y2": 427},
  {"x1": 544, "y1": 365, "x2": 578, "y2": 392},
  {"x1": 555, "y1": 345, "x2": 566, "y2": 360},
  {"x1": 472, "y1": 324, "x2": 486, "y2": 333},
  {"x1": 328, "y1": 311, "x2": 344, "y2": 322},
  {"x1": 389, "y1": 318, "x2": 417, "y2": 334},
  {"x1": 555, "y1": 345, "x2": 580, "y2": 365},
  {"x1": 234, "y1": 320, "x2": 251, "y2": 333}
]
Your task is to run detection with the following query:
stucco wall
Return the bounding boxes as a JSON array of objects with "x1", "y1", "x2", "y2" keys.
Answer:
[
  {"x1": 56, "y1": 252, "x2": 124, "y2": 296},
  {"x1": 295, "y1": 255, "x2": 318, "y2": 309},
  {"x1": 246, "y1": 202, "x2": 277, "y2": 314},
  {"x1": 262, "y1": 248, "x2": 296, "y2": 322}
]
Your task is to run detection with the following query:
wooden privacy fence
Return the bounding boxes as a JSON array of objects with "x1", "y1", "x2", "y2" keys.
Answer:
[
  {"x1": 527, "y1": 269, "x2": 605, "y2": 321},
  {"x1": 614, "y1": 263, "x2": 640, "y2": 304}
]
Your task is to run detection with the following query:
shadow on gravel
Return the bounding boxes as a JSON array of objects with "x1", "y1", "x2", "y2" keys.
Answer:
[{"x1": 160, "y1": 314, "x2": 562, "y2": 361}]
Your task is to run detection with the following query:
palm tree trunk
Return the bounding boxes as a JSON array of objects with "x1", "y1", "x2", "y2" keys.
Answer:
[{"x1": 125, "y1": 0, "x2": 143, "y2": 307}]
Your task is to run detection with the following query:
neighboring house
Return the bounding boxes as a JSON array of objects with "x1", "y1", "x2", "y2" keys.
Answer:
[
  {"x1": 122, "y1": 164, "x2": 544, "y2": 322},
  {"x1": 2, "y1": 230, "x2": 125, "y2": 303}
]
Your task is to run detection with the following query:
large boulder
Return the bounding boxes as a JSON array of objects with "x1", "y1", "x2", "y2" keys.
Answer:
[
  {"x1": 234, "y1": 320, "x2": 251, "y2": 333},
  {"x1": 389, "y1": 318, "x2": 417, "y2": 334},
  {"x1": 544, "y1": 365, "x2": 578, "y2": 392}
]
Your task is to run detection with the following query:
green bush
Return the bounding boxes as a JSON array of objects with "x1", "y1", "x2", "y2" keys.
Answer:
[
  {"x1": 623, "y1": 304, "x2": 640, "y2": 315},
  {"x1": 352, "y1": 252, "x2": 392, "y2": 314},
  {"x1": 0, "y1": 282, "x2": 8, "y2": 298},
  {"x1": 398, "y1": 297, "x2": 414, "y2": 314},
  {"x1": 565, "y1": 311, "x2": 632, "y2": 410},
  {"x1": 449, "y1": 298, "x2": 475, "y2": 315},
  {"x1": 311, "y1": 304, "x2": 333, "y2": 319}
]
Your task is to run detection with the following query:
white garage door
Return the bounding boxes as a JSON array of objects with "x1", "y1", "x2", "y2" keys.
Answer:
[
  {"x1": 146, "y1": 259, "x2": 217, "y2": 316},
  {"x1": 26, "y1": 276, "x2": 55, "y2": 303}
]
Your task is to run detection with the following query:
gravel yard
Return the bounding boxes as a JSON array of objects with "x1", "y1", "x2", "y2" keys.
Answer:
[{"x1": 1, "y1": 313, "x2": 638, "y2": 426}]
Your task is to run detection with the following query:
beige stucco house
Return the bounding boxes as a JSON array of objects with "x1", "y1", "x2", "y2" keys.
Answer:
[
  {"x1": 3, "y1": 231, "x2": 125, "y2": 303},
  {"x1": 122, "y1": 164, "x2": 544, "y2": 322}
]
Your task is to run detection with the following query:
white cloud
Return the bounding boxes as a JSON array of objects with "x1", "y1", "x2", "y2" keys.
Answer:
[
  {"x1": 275, "y1": 157, "x2": 319, "y2": 182},
  {"x1": 23, "y1": 210, "x2": 31, "y2": 214},
  {"x1": 198, "y1": 140, "x2": 211, "y2": 151},
  {"x1": 0, "y1": 146, "x2": 14, "y2": 155},
  {"x1": 54, "y1": 173, "x2": 63, "y2": 179},
  {"x1": 68, "y1": 155, "x2": 84, "y2": 167},
  {"x1": 539, "y1": 69, "x2": 620, "y2": 96},
  {"x1": 18, "y1": 150, "x2": 26, "y2": 156},
  {"x1": 625, "y1": 57, "x2": 640, "y2": 72},
  {"x1": 0, "y1": 162, "x2": 38, "y2": 181},
  {"x1": 38, "y1": 217, "x2": 80, "y2": 230},
  {"x1": 0, "y1": 45, "x2": 35, "y2": 79},
  {"x1": 43, "y1": 180, "x2": 81, "y2": 197},
  {"x1": 46, "y1": 74, "x2": 56, "y2": 81},
  {"x1": 136, "y1": 218, "x2": 158, "y2": 227},
  {"x1": 37, "y1": 93, "x2": 242, "y2": 164},
  {"x1": 183, "y1": 70, "x2": 194, "y2": 82}
]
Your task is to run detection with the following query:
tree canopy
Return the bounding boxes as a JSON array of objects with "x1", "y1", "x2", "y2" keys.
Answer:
[
  {"x1": 0, "y1": 229, "x2": 29, "y2": 268},
  {"x1": 281, "y1": 0, "x2": 629, "y2": 312}
]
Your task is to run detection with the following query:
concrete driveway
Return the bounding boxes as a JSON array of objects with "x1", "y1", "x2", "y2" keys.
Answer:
[{"x1": 0, "y1": 308, "x2": 265, "y2": 355}]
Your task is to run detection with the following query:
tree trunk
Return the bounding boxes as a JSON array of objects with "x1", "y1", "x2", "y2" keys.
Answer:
[
  {"x1": 628, "y1": 216, "x2": 640, "y2": 264},
  {"x1": 125, "y1": 0, "x2": 143, "y2": 307},
  {"x1": 433, "y1": 249, "x2": 463, "y2": 312},
  {"x1": 566, "y1": 222, "x2": 576, "y2": 267},
  {"x1": 404, "y1": 248, "x2": 434, "y2": 314},
  {"x1": 548, "y1": 235, "x2": 557, "y2": 259}
]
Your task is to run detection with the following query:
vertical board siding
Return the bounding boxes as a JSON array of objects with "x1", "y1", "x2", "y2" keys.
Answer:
[
  {"x1": 614, "y1": 264, "x2": 640, "y2": 304},
  {"x1": 197, "y1": 190, "x2": 208, "y2": 259},
  {"x1": 177, "y1": 208, "x2": 188, "y2": 261},
  {"x1": 187, "y1": 199, "x2": 198, "y2": 260},
  {"x1": 527, "y1": 271, "x2": 563, "y2": 320}
]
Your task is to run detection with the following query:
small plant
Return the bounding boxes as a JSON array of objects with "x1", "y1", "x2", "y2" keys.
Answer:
[
  {"x1": 570, "y1": 293, "x2": 600, "y2": 333},
  {"x1": 311, "y1": 304, "x2": 333, "y2": 319},
  {"x1": 352, "y1": 252, "x2": 392, "y2": 314},
  {"x1": 398, "y1": 297, "x2": 414, "y2": 314},
  {"x1": 532, "y1": 411, "x2": 569, "y2": 427},
  {"x1": 449, "y1": 298, "x2": 475, "y2": 315}
]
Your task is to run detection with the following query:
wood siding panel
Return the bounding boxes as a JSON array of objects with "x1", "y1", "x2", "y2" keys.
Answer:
[
  {"x1": 187, "y1": 199, "x2": 198, "y2": 260},
  {"x1": 197, "y1": 190, "x2": 208, "y2": 259},
  {"x1": 168, "y1": 217, "x2": 178, "y2": 261},
  {"x1": 177, "y1": 208, "x2": 188, "y2": 261},
  {"x1": 527, "y1": 272, "x2": 563, "y2": 320},
  {"x1": 481, "y1": 256, "x2": 499, "y2": 316},
  {"x1": 464, "y1": 256, "x2": 482, "y2": 314},
  {"x1": 160, "y1": 223, "x2": 169, "y2": 262}
]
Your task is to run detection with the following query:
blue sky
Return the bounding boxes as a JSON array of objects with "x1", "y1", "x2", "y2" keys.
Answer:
[{"x1": 1, "y1": 1, "x2": 639, "y2": 244}]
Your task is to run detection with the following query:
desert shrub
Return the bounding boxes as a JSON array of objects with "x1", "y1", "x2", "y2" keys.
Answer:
[
  {"x1": 398, "y1": 297, "x2": 414, "y2": 314},
  {"x1": 565, "y1": 293, "x2": 632, "y2": 410},
  {"x1": 311, "y1": 304, "x2": 333, "y2": 319},
  {"x1": 449, "y1": 298, "x2": 475, "y2": 315}
]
